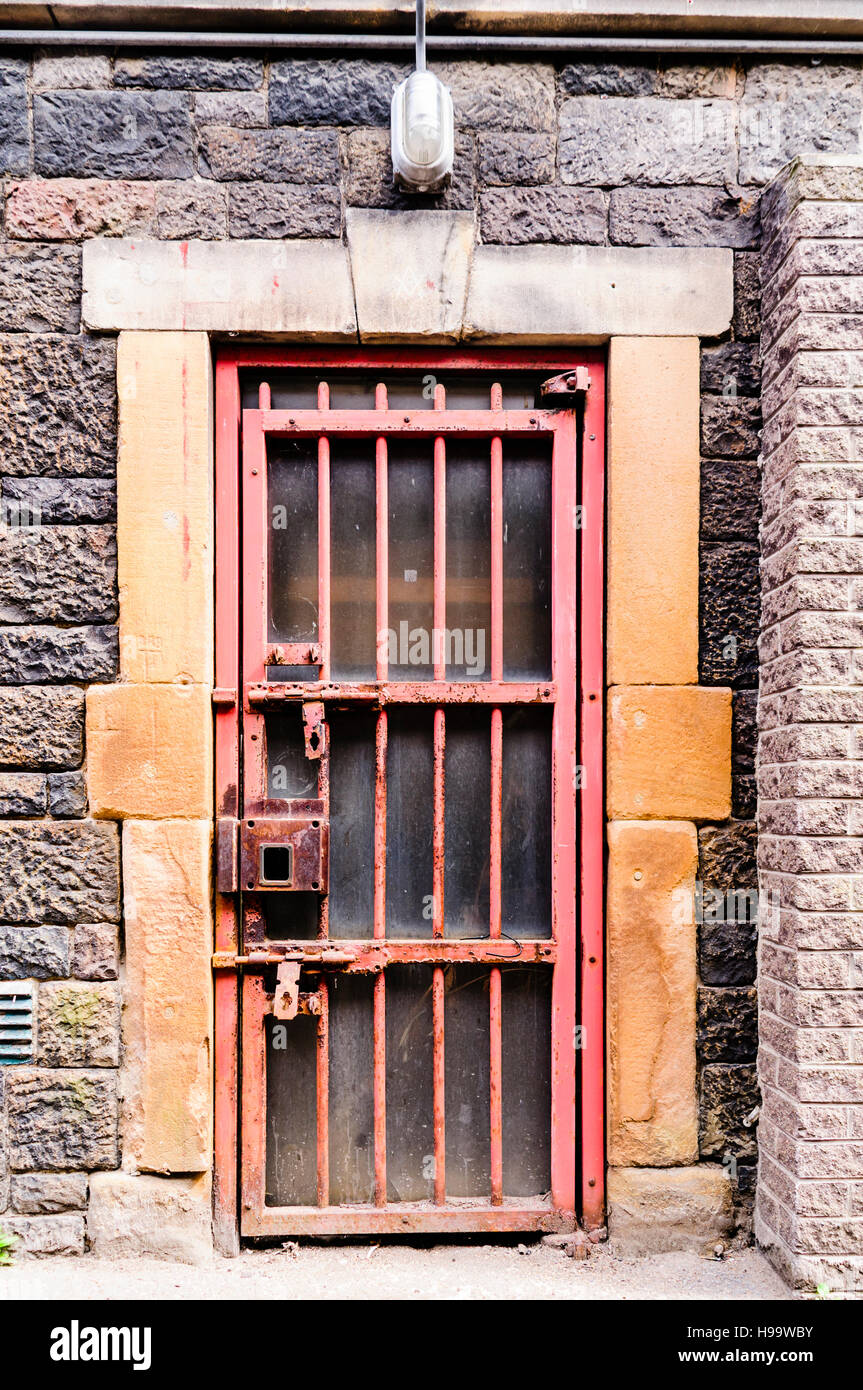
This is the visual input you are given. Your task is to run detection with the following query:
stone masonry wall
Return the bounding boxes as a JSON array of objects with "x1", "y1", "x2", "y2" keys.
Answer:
[
  {"x1": 3, "y1": 47, "x2": 861, "y2": 1252},
  {"x1": 756, "y1": 155, "x2": 863, "y2": 1293}
]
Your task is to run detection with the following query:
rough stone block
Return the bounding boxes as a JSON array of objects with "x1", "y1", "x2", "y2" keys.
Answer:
[
  {"x1": 270, "y1": 58, "x2": 407, "y2": 127},
  {"x1": 700, "y1": 541, "x2": 760, "y2": 688},
  {"x1": 0, "y1": 59, "x2": 30, "y2": 176},
  {"x1": 0, "y1": 525, "x2": 116, "y2": 624},
  {"x1": 0, "y1": 334, "x2": 116, "y2": 477},
  {"x1": 154, "y1": 180, "x2": 228, "y2": 239},
  {"x1": 88, "y1": 1172, "x2": 212, "y2": 1263},
  {"x1": 48, "y1": 771, "x2": 88, "y2": 818},
  {"x1": 0, "y1": 820, "x2": 120, "y2": 924},
  {"x1": 0, "y1": 626, "x2": 118, "y2": 685},
  {"x1": 83, "y1": 239, "x2": 357, "y2": 336},
  {"x1": 697, "y1": 986, "x2": 758, "y2": 1063},
  {"x1": 740, "y1": 65, "x2": 863, "y2": 185},
  {"x1": 561, "y1": 96, "x2": 736, "y2": 185},
  {"x1": 607, "y1": 337, "x2": 700, "y2": 684},
  {"x1": 700, "y1": 1063, "x2": 760, "y2": 1160},
  {"x1": 699, "y1": 919, "x2": 757, "y2": 986},
  {"x1": 71, "y1": 922, "x2": 118, "y2": 981},
  {"x1": 607, "y1": 686, "x2": 732, "y2": 821},
  {"x1": 87, "y1": 684, "x2": 212, "y2": 819},
  {"x1": 5, "y1": 179, "x2": 156, "y2": 240},
  {"x1": 198, "y1": 125, "x2": 339, "y2": 183},
  {"x1": 477, "y1": 131, "x2": 555, "y2": 185},
  {"x1": 115, "y1": 331, "x2": 213, "y2": 686},
  {"x1": 734, "y1": 251, "x2": 761, "y2": 339},
  {"x1": 560, "y1": 62, "x2": 655, "y2": 97},
  {"x1": 194, "y1": 91, "x2": 267, "y2": 127},
  {"x1": 229, "y1": 183, "x2": 341, "y2": 239},
  {"x1": 7, "y1": 1067, "x2": 118, "y2": 1170},
  {"x1": 10, "y1": 1171, "x2": 88, "y2": 1213},
  {"x1": 2, "y1": 479, "x2": 115, "y2": 524},
  {"x1": 0, "y1": 687, "x2": 83, "y2": 769},
  {"x1": 701, "y1": 459, "x2": 760, "y2": 541},
  {"x1": 607, "y1": 820, "x2": 698, "y2": 1166},
  {"x1": 0, "y1": 924, "x2": 69, "y2": 980},
  {"x1": 0, "y1": 245, "x2": 81, "y2": 333},
  {"x1": 37, "y1": 981, "x2": 120, "y2": 1067},
  {"x1": 701, "y1": 395, "x2": 762, "y2": 459},
  {"x1": 31, "y1": 54, "x2": 111, "y2": 90},
  {"x1": 610, "y1": 185, "x2": 759, "y2": 248},
  {"x1": 0, "y1": 772, "x2": 46, "y2": 816},
  {"x1": 122, "y1": 820, "x2": 212, "y2": 1173},
  {"x1": 701, "y1": 342, "x2": 761, "y2": 397},
  {"x1": 34, "y1": 91, "x2": 194, "y2": 179},
  {"x1": 348, "y1": 208, "x2": 475, "y2": 342},
  {"x1": 2, "y1": 1214, "x2": 84, "y2": 1256},
  {"x1": 656, "y1": 65, "x2": 738, "y2": 99},
  {"x1": 700, "y1": 822, "x2": 758, "y2": 891},
  {"x1": 115, "y1": 56, "x2": 262, "y2": 90},
  {"x1": 437, "y1": 61, "x2": 555, "y2": 132},
  {"x1": 608, "y1": 1165, "x2": 733, "y2": 1256},
  {"x1": 480, "y1": 186, "x2": 607, "y2": 245}
]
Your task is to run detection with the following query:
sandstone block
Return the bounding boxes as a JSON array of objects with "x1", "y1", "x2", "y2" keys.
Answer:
[
  {"x1": 88, "y1": 1172, "x2": 212, "y2": 1263},
  {"x1": 607, "y1": 686, "x2": 732, "y2": 820},
  {"x1": 607, "y1": 820, "x2": 699, "y2": 1165},
  {"x1": 608, "y1": 1165, "x2": 733, "y2": 1255}
]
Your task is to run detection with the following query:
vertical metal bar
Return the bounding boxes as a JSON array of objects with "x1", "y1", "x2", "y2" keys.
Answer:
[
  {"x1": 550, "y1": 410, "x2": 579, "y2": 1219},
  {"x1": 240, "y1": 974, "x2": 268, "y2": 1233},
  {"x1": 432, "y1": 382, "x2": 446, "y2": 1205},
  {"x1": 317, "y1": 381, "x2": 332, "y2": 942},
  {"x1": 580, "y1": 363, "x2": 607, "y2": 1231},
  {"x1": 213, "y1": 355, "x2": 241, "y2": 1255},
  {"x1": 373, "y1": 382, "x2": 388, "y2": 1207},
  {"x1": 241, "y1": 387, "x2": 270, "y2": 813},
  {"x1": 489, "y1": 382, "x2": 504, "y2": 1206},
  {"x1": 316, "y1": 977, "x2": 330, "y2": 1208},
  {"x1": 315, "y1": 385, "x2": 332, "y2": 1208},
  {"x1": 318, "y1": 380, "x2": 331, "y2": 683}
]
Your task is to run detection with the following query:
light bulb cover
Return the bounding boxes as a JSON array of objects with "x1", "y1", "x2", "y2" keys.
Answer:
[{"x1": 391, "y1": 69, "x2": 454, "y2": 193}]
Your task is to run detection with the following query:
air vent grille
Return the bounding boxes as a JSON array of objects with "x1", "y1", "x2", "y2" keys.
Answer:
[{"x1": 0, "y1": 982, "x2": 34, "y2": 1064}]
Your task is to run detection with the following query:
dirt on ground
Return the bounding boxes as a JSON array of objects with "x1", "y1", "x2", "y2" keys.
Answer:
[{"x1": 0, "y1": 1240, "x2": 797, "y2": 1301}]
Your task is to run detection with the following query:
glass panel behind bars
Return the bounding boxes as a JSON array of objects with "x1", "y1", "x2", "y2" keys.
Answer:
[
  {"x1": 267, "y1": 442, "x2": 319, "y2": 644},
  {"x1": 330, "y1": 443, "x2": 377, "y2": 681},
  {"x1": 242, "y1": 370, "x2": 549, "y2": 412},
  {"x1": 266, "y1": 963, "x2": 551, "y2": 1205},
  {"x1": 502, "y1": 441, "x2": 552, "y2": 680}
]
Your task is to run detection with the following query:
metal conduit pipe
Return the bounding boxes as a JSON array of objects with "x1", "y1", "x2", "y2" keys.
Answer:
[{"x1": 2, "y1": 30, "x2": 863, "y2": 57}]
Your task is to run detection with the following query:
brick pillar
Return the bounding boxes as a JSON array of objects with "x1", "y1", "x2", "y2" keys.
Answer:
[{"x1": 757, "y1": 155, "x2": 863, "y2": 1293}]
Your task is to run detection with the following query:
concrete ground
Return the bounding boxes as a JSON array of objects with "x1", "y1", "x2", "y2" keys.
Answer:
[{"x1": 0, "y1": 1240, "x2": 796, "y2": 1301}]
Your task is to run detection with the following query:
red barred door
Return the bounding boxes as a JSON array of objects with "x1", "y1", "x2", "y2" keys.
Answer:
[{"x1": 213, "y1": 349, "x2": 605, "y2": 1239}]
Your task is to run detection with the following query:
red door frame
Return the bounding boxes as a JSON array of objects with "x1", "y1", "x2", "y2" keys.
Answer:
[{"x1": 213, "y1": 346, "x2": 606, "y2": 1243}]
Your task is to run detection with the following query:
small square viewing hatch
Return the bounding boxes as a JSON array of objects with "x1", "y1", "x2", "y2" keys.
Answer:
[{"x1": 259, "y1": 843, "x2": 294, "y2": 885}]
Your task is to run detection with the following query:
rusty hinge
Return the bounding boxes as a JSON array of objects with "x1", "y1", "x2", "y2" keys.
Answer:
[
  {"x1": 539, "y1": 367, "x2": 590, "y2": 406},
  {"x1": 212, "y1": 688, "x2": 237, "y2": 708}
]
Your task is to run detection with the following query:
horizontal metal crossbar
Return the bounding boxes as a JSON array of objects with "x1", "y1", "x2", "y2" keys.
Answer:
[
  {"x1": 247, "y1": 680, "x2": 556, "y2": 707},
  {"x1": 246, "y1": 408, "x2": 559, "y2": 437}
]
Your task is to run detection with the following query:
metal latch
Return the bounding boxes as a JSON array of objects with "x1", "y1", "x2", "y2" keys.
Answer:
[
  {"x1": 274, "y1": 961, "x2": 301, "y2": 1020},
  {"x1": 539, "y1": 367, "x2": 590, "y2": 406}
]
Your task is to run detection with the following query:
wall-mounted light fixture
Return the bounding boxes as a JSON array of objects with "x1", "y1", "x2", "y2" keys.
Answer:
[{"x1": 391, "y1": 0, "x2": 454, "y2": 194}]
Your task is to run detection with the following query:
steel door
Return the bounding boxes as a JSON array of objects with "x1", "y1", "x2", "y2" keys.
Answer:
[{"x1": 213, "y1": 349, "x2": 605, "y2": 1240}]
